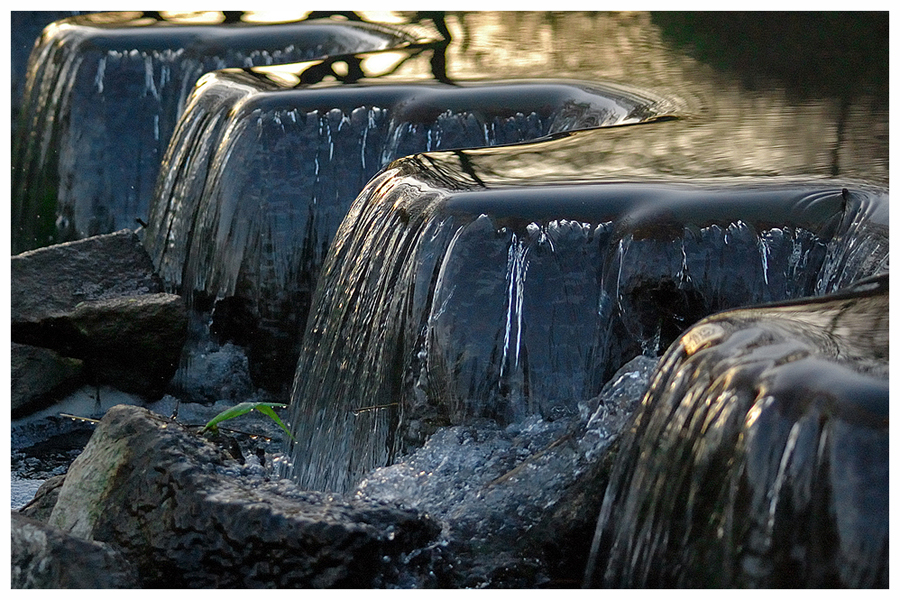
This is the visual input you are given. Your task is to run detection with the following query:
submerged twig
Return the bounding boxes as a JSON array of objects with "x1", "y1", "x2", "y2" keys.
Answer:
[
  {"x1": 350, "y1": 402, "x2": 399, "y2": 416},
  {"x1": 197, "y1": 424, "x2": 277, "y2": 442},
  {"x1": 484, "y1": 429, "x2": 579, "y2": 488},
  {"x1": 59, "y1": 413, "x2": 277, "y2": 442}
]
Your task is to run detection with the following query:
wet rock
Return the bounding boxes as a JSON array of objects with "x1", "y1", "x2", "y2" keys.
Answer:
[
  {"x1": 11, "y1": 343, "x2": 84, "y2": 416},
  {"x1": 589, "y1": 274, "x2": 889, "y2": 588},
  {"x1": 11, "y1": 229, "x2": 186, "y2": 399},
  {"x1": 48, "y1": 404, "x2": 440, "y2": 588},
  {"x1": 169, "y1": 340, "x2": 259, "y2": 404},
  {"x1": 11, "y1": 510, "x2": 139, "y2": 589},
  {"x1": 60, "y1": 293, "x2": 187, "y2": 396}
]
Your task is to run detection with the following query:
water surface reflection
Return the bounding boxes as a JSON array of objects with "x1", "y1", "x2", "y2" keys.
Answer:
[{"x1": 435, "y1": 11, "x2": 886, "y2": 183}]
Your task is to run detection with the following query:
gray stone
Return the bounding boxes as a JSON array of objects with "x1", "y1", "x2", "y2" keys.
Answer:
[
  {"x1": 11, "y1": 229, "x2": 186, "y2": 399},
  {"x1": 62, "y1": 293, "x2": 188, "y2": 396},
  {"x1": 11, "y1": 343, "x2": 84, "y2": 416},
  {"x1": 49, "y1": 404, "x2": 440, "y2": 588},
  {"x1": 11, "y1": 229, "x2": 162, "y2": 324},
  {"x1": 11, "y1": 510, "x2": 139, "y2": 588}
]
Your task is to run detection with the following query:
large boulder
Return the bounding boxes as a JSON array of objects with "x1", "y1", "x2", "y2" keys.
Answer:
[
  {"x1": 47, "y1": 404, "x2": 441, "y2": 588},
  {"x1": 11, "y1": 511, "x2": 138, "y2": 588},
  {"x1": 11, "y1": 229, "x2": 186, "y2": 400}
]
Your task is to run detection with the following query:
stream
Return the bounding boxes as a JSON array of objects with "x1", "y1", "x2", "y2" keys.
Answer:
[{"x1": 10, "y1": 11, "x2": 888, "y2": 588}]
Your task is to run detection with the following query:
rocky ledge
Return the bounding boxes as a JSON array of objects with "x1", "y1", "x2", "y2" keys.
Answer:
[
  {"x1": 11, "y1": 230, "x2": 187, "y2": 414},
  {"x1": 16, "y1": 404, "x2": 442, "y2": 588}
]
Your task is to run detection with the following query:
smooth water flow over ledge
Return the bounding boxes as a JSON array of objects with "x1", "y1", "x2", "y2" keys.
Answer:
[
  {"x1": 281, "y1": 159, "x2": 887, "y2": 492},
  {"x1": 11, "y1": 11, "x2": 418, "y2": 254},
  {"x1": 144, "y1": 45, "x2": 681, "y2": 392},
  {"x1": 587, "y1": 274, "x2": 888, "y2": 587},
  {"x1": 10, "y1": 11, "x2": 888, "y2": 588}
]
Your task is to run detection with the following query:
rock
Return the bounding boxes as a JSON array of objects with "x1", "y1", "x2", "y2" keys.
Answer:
[
  {"x1": 11, "y1": 343, "x2": 84, "y2": 416},
  {"x1": 11, "y1": 230, "x2": 187, "y2": 399},
  {"x1": 11, "y1": 229, "x2": 163, "y2": 323},
  {"x1": 18, "y1": 475, "x2": 67, "y2": 523},
  {"x1": 61, "y1": 293, "x2": 188, "y2": 396},
  {"x1": 48, "y1": 404, "x2": 441, "y2": 588},
  {"x1": 168, "y1": 313, "x2": 264, "y2": 404},
  {"x1": 11, "y1": 511, "x2": 139, "y2": 588}
]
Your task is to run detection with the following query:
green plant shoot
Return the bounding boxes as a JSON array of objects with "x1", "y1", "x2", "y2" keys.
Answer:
[{"x1": 203, "y1": 401, "x2": 296, "y2": 442}]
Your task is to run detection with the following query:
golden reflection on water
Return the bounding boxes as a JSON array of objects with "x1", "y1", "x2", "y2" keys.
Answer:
[{"x1": 434, "y1": 11, "x2": 886, "y2": 184}]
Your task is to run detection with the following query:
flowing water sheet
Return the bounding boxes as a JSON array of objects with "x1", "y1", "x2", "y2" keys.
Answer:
[{"x1": 282, "y1": 142, "x2": 887, "y2": 492}]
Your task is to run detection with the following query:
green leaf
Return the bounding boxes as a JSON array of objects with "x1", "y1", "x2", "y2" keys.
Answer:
[
  {"x1": 203, "y1": 402, "x2": 295, "y2": 442},
  {"x1": 203, "y1": 402, "x2": 259, "y2": 432},
  {"x1": 254, "y1": 404, "x2": 297, "y2": 442}
]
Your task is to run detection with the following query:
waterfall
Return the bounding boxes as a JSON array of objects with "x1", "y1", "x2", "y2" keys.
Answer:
[
  {"x1": 11, "y1": 12, "x2": 417, "y2": 254},
  {"x1": 144, "y1": 51, "x2": 682, "y2": 394},
  {"x1": 586, "y1": 274, "x2": 888, "y2": 587},
  {"x1": 815, "y1": 187, "x2": 889, "y2": 293},
  {"x1": 10, "y1": 11, "x2": 888, "y2": 588},
  {"x1": 282, "y1": 150, "x2": 889, "y2": 493}
]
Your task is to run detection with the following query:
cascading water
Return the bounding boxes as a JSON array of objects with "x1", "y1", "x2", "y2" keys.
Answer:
[
  {"x1": 814, "y1": 188, "x2": 889, "y2": 293},
  {"x1": 11, "y1": 11, "x2": 418, "y2": 254},
  {"x1": 586, "y1": 274, "x2": 888, "y2": 587},
  {"x1": 355, "y1": 354, "x2": 661, "y2": 586},
  {"x1": 11, "y1": 11, "x2": 888, "y2": 588},
  {"x1": 144, "y1": 46, "x2": 681, "y2": 393},
  {"x1": 10, "y1": 11, "x2": 87, "y2": 136},
  {"x1": 282, "y1": 139, "x2": 888, "y2": 493}
]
